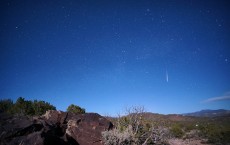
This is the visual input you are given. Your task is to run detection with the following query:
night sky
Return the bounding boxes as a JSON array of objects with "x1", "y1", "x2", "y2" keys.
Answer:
[{"x1": 1, "y1": 0, "x2": 230, "y2": 115}]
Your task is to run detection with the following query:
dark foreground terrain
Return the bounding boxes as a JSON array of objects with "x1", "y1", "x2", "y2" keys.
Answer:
[
  {"x1": 1, "y1": 110, "x2": 230, "y2": 145},
  {"x1": 0, "y1": 110, "x2": 113, "y2": 145}
]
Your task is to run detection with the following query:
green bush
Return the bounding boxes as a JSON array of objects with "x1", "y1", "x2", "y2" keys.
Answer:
[
  {"x1": 33, "y1": 100, "x2": 56, "y2": 115},
  {"x1": 0, "y1": 99, "x2": 13, "y2": 113},
  {"x1": 170, "y1": 124, "x2": 184, "y2": 138},
  {"x1": 67, "y1": 104, "x2": 85, "y2": 114},
  {"x1": 0, "y1": 97, "x2": 56, "y2": 116},
  {"x1": 198, "y1": 123, "x2": 230, "y2": 144}
]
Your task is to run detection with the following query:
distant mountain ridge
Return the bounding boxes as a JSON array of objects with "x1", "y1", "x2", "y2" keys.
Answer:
[{"x1": 182, "y1": 109, "x2": 230, "y2": 117}]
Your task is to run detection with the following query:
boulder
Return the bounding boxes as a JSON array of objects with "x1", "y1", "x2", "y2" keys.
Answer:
[
  {"x1": 0, "y1": 111, "x2": 113, "y2": 145},
  {"x1": 42, "y1": 110, "x2": 68, "y2": 125},
  {"x1": 66, "y1": 113, "x2": 113, "y2": 145}
]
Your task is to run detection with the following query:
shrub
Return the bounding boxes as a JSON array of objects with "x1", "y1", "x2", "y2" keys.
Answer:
[
  {"x1": 0, "y1": 99, "x2": 13, "y2": 113},
  {"x1": 33, "y1": 100, "x2": 56, "y2": 115},
  {"x1": 170, "y1": 124, "x2": 184, "y2": 138},
  {"x1": 198, "y1": 123, "x2": 230, "y2": 144},
  {"x1": 0, "y1": 97, "x2": 56, "y2": 116},
  {"x1": 102, "y1": 106, "x2": 169, "y2": 145},
  {"x1": 102, "y1": 125, "x2": 135, "y2": 145},
  {"x1": 67, "y1": 104, "x2": 85, "y2": 114}
]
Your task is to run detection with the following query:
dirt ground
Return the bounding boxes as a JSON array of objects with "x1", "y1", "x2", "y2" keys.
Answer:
[{"x1": 168, "y1": 138, "x2": 213, "y2": 145}]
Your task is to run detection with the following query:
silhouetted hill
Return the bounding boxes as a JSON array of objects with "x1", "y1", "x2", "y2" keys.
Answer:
[{"x1": 182, "y1": 109, "x2": 230, "y2": 117}]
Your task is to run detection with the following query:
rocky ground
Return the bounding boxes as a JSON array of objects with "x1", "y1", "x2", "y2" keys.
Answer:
[
  {"x1": 0, "y1": 110, "x2": 113, "y2": 145},
  {"x1": 0, "y1": 111, "x2": 223, "y2": 145}
]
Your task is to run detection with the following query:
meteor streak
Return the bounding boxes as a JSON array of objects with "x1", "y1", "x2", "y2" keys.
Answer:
[{"x1": 166, "y1": 69, "x2": 168, "y2": 82}]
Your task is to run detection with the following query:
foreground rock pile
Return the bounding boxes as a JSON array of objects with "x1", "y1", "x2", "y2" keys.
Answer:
[{"x1": 0, "y1": 110, "x2": 113, "y2": 145}]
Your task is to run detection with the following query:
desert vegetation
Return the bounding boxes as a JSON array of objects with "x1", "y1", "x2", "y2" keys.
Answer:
[
  {"x1": 0, "y1": 97, "x2": 56, "y2": 116},
  {"x1": 67, "y1": 104, "x2": 86, "y2": 114},
  {"x1": 0, "y1": 97, "x2": 85, "y2": 116},
  {"x1": 102, "y1": 106, "x2": 170, "y2": 145},
  {"x1": 1, "y1": 98, "x2": 229, "y2": 144},
  {"x1": 102, "y1": 106, "x2": 230, "y2": 145}
]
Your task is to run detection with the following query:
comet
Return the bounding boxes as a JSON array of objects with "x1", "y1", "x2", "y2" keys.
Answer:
[{"x1": 166, "y1": 69, "x2": 168, "y2": 82}]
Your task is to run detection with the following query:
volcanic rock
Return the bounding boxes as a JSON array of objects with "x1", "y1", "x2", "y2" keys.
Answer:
[{"x1": 0, "y1": 111, "x2": 113, "y2": 145}]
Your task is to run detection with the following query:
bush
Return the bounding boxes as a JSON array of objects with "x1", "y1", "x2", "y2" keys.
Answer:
[
  {"x1": 67, "y1": 104, "x2": 85, "y2": 114},
  {"x1": 33, "y1": 100, "x2": 56, "y2": 115},
  {"x1": 102, "y1": 106, "x2": 169, "y2": 145},
  {"x1": 102, "y1": 125, "x2": 135, "y2": 145},
  {"x1": 170, "y1": 124, "x2": 184, "y2": 138},
  {"x1": 0, "y1": 99, "x2": 13, "y2": 113},
  {"x1": 198, "y1": 123, "x2": 230, "y2": 144},
  {"x1": 102, "y1": 106, "x2": 144, "y2": 145},
  {"x1": 0, "y1": 97, "x2": 56, "y2": 116},
  {"x1": 14, "y1": 97, "x2": 35, "y2": 115}
]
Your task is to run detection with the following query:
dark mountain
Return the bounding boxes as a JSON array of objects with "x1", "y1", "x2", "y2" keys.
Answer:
[{"x1": 182, "y1": 109, "x2": 230, "y2": 117}]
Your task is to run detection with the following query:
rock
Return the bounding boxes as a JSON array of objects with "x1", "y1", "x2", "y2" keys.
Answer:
[
  {"x1": 0, "y1": 111, "x2": 113, "y2": 145},
  {"x1": 42, "y1": 110, "x2": 68, "y2": 125},
  {"x1": 66, "y1": 113, "x2": 113, "y2": 145}
]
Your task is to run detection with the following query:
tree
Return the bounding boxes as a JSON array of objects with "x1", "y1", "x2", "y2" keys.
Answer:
[
  {"x1": 13, "y1": 97, "x2": 56, "y2": 116},
  {"x1": 67, "y1": 104, "x2": 85, "y2": 114},
  {"x1": 0, "y1": 99, "x2": 13, "y2": 113},
  {"x1": 0, "y1": 97, "x2": 56, "y2": 116},
  {"x1": 14, "y1": 97, "x2": 27, "y2": 115},
  {"x1": 33, "y1": 100, "x2": 56, "y2": 115},
  {"x1": 24, "y1": 100, "x2": 35, "y2": 115}
]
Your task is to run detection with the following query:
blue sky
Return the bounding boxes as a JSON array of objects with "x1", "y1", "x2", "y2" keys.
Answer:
[{"x1": 1, "y1": 0, "x2": 230, "y2": 116}]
